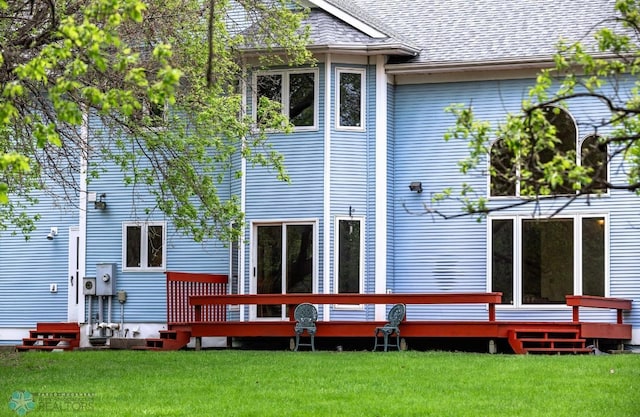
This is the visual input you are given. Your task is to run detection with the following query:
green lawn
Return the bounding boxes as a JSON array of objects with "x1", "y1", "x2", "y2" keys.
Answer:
[{"x1": 1, "y1": 350, "x2": 639, "y2": 417}]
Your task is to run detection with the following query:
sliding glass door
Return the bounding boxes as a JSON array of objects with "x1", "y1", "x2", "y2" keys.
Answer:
[{"x1": 255, "y1": 223, "x2": 314, "y2": 318}]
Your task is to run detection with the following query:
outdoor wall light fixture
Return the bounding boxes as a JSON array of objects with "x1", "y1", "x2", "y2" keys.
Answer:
[
  {"x1": 409, "y1": 182, "x2": 423, "y2": 193},
  {"x1": 94, "y1": 193, "x2": 107, "y2": 210},
  {"x1": 46, "y1": 227, "x2": 58, "y2": 240}
]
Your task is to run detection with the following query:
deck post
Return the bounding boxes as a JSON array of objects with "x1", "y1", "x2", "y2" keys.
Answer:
[
  {"x1": 488, "y1": 304, "x2": 496, "y2": 322},
  {"x1": 195, "y1": 337, "x2": 202, "y2": 351},
  {"x1": 572, "y1": 306, "x2": 580, "y2": 322},
  {"x1": 194, "y1": 305, "x2": 202, "y2": 322},
  {"x1": 288, "y1": 305, "x2": 296, "y2": 321}
]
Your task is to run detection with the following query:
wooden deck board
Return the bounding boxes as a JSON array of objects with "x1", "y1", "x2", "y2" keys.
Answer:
[{"x1": 185, "y1": 320, "x2": 631, "y2": 340}]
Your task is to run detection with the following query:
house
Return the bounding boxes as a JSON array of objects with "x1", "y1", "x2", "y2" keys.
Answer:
[{"x1": 1, "y1": 0, "x2": 637, "y2": 352}]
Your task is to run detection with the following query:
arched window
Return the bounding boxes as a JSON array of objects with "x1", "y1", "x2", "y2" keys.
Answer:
[
  {"x1": 531, "y1": 106, "x2": 577, "y2": 194},
  {"x1": 581, "y1": 134, "x2": 608, "y2": 192},
  {"x1": 489, "y1": 106, "x2": 580, "y2": 196}
]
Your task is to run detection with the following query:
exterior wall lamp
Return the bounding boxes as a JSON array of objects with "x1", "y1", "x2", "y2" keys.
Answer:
[
  {"x1": 94, "y1": 193, "x2": 107, "y2": 210},
  {"x1": 409, "y1": 182, "x2": 423, "y2": 193},
  {"x1": 46, "y1": 227, "x2": 58, "y2": 240}
]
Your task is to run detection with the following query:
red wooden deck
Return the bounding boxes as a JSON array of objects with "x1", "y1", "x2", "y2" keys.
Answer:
[{"x1": 165, "y1": 272, "x2": 633, "y2": 353}]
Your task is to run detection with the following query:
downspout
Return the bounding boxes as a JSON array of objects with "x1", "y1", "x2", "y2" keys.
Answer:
[
  {"x1": 322, "y1": 54, "x2": 332, "y2": 321},
  {"x1": 374, "y1": 55, "x2": 388, "y2": 321}
]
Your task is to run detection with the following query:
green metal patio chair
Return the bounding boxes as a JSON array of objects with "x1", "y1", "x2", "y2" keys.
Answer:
[
  {"x1": 294, "y1": 303, "x2": 317, "y2": 351},
  {"x1": 373, "y1": 303, "x2": 405, "y2": 351}
]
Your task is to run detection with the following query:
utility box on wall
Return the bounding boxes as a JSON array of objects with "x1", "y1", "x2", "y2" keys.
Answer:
[
  {"x1": 83, "y1": 277, "x2": 96, "y2": 295},
  {"x1": 95, "y1": 263, "x2": 116, "y2": 296}
]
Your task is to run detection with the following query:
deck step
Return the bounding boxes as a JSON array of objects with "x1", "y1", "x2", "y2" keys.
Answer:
[
  {"x1": 136, "y1": 330, "x2": 191, "y2": 351},
  {"x1": 16, "y1": 323, "x2": 80, "y2": 352},
  {"x1": 526, "y1": 347, "x2": 594, "y2": 354},
  {"x1": 508, "y1": 328, "x2": 591, "y2": 355}
]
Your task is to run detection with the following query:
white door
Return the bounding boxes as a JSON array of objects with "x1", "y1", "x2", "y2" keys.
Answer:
[{"x1": 67, "y1": 226, "x2": 82, "y2": 322}]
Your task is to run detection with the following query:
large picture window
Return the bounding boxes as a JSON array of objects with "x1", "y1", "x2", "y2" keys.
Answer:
[
  {"x1": 123, "y1": 221, "x2": 166, "y2": 271},
  {"x1": 254, "y1": 69, "x2": 317, "y2": 130},
  {"x1": 490, "y1": 216, "x2": 606, "y2": 306},
  {"x1": 336, "y1": 68, "x2": 365, "y2": 130}
]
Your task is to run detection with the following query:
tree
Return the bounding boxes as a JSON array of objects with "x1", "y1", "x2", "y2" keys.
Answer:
[
  {"x1": 432, "y1": 0, "x2": 640, "y2": 219},
  {"x1": 0, "y1": 0, "x2": 312, "y2": 240}
]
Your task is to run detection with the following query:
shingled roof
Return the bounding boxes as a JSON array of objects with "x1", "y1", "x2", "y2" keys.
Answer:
[
  {"x1": 306, "y1": 0, "x2": 618, "y2": 69},
  {"x1": 304, "y1": 7, "x2": 420, "y2": 56}
]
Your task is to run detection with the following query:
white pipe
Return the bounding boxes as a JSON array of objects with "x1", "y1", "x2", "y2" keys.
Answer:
[
  {"x1": 107, "y1": 296, "x2": 112, "y2": 325},
  {"x1": 87, "y1": 296, "x2": 93, "y2": 336},
  {"x1": 98, "y1": 297, "x2": 103, "y2": 336},
  {"x1": 107, "y1": 296, "x2": 112, "y2": 337},
  {"x1": 120, "y1": 303, "x2": 124, "y2": 337}
]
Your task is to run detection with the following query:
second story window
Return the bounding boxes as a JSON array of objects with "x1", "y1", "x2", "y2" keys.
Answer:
[
  {"x1": 336, "y1": 68, "x2": 365, "y2": 130},
  {"x1": 580, "y1": 134, "x2": 608, "y2": 192},
  {"x1": 254, "y1": 69, "x2": 317, "y2": 130},
  {"x1": 490, "y1": 106, "x2": 607, "y2": 197}
]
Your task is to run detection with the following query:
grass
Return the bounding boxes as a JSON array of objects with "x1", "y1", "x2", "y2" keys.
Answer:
[{"x1": 0, "y1": 349, "x2": 639, "y2": 417}]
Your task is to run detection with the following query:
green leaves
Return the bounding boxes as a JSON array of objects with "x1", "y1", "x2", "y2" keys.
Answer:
[
  {"x1": 438, "y1": 0, "x2": 640, "y2": 218},
  {"x1": 1, "y1": 0, "x2": 310, "y2": 241}
]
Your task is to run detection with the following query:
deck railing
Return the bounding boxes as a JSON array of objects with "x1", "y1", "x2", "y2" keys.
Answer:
[
  {"x1": 166, "y1": 272, "x2": 228, "y2": 324},
  {"x1": 188, "y1": 292, "x2": 503, "y2": 322},
  {"x1": 565, "y1": 295, "x2": 632, "y2": 324}
]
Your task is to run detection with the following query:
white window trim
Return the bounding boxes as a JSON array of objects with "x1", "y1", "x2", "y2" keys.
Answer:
[
  {"x1": 333, "y1": 216, "x2": 365, "y2": 310},
  {"x1": 252, "y1": 68, "x2": 319, "y2": 132},
  {"x1": 135, "y1": 100, "x2": 168, "y2": 132},
  {"x1": 122, "y1": 221, "x2": 167, "y2": 272},
  {"x1": 488, "y1": 213, "x2": 610, "y2": 309},
  {"x1": 335, "y1": 67, "x2": 366, "y2": 131}
]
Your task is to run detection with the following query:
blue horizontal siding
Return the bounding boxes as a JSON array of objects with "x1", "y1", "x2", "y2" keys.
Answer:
[
  {"x1": 392, "y1": 77, "x2": 639, "y2": 326},
  {"x1": 243, "y1": 65, "x2": 327, "y2": 301},
  {"x1": 329, "y1": 64, "x2": 377, "y2": 319},
  {"x1": 0, "y1": 193, "x2": 78, "y2": 326},
  {"x1": 84, "y1": 119, "x2": 232, "y2": 323}
]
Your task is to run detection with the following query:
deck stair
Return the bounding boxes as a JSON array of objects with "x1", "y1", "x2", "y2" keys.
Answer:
[
  {"x1": 508, "y1": 328, "x2": 592, "y2": 355},
  {"x1": 135, "y1": 329, "x2": 191, "y2": 351},
  {"x1": 16, "y1": 323, "x2": 80, "y2": 352}
]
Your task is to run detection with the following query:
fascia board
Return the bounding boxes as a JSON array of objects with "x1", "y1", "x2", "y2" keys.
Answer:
[{"x1": 305, "y1": 0, "x2": 388, "y2": 39}]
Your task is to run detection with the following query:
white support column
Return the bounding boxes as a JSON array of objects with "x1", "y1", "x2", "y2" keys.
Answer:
[
  {"x1": 323, "y1": 55, "x2": 332, "y2": 321},
  {"x1": 77, "y1": 110, "x2": 89, "y2": 323},
  {"x1": 375, "y1": 55, "x2": 388, "y2": 321},
  {"x1": 239, "y1": 75, "x2": 248, "y2": 322}
]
